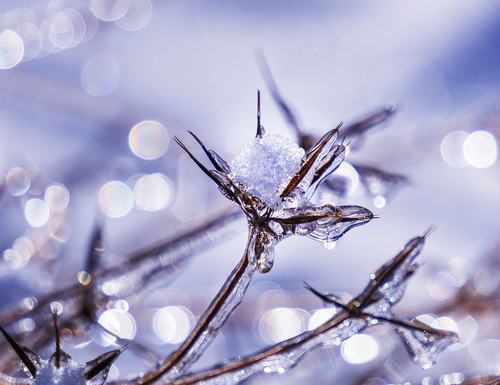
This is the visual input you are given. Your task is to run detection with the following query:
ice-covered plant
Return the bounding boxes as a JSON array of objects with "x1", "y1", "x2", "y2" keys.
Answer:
[
  {"x1": 0, "y1": 313, "x2": 124, "y2": 385},
  {"x1": 0, "y1": 92, "x2": 463, "y2": 385},
  {"x1": 120, "y1": 93, "x2": 373, "y2": 384}
]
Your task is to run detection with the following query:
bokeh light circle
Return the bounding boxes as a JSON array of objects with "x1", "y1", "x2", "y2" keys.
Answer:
[
  {"x1": 462, "y1": 130, "x2": 497, "y2": 168},
  {"x1": 90, "y1": 0, "x2": 131, "y2": 22},
  {"x1": 98, "y1": 309, "x2": 137, "y2": 340},
  {"x1": 81, "y1": 55, "x2": 120, "y2": 96},
  {"x1": 98, "y1": 181, "x2": 134, "y2": 218},
  {"x1": 133, "y1": 173, "x2": 172, "y2": 211},
  {"x1": 341, "y1": 334, "x2": 379, "y2": 364},
  {"x1": 115, "y1": 0, "x2": 153, "y2": 31},
  {"x1": 6, "y1": 167, "x2": 30, "y2": 196},
  {"x1": 24, "y1": 198, "x2": 50, "y2": 227},
  {"x1": 152, "y1": 306, "x2": 193, "y2": 344},
  {"x1": 128, "y1": 120, "x2": 169, "y2": 160},
  {"x1": 44, "y1": 183, "x2": 70, "y2": 213},
  {"x1": 0, "y1": 30, "x2": 24, "y2": 69},
  {"x1": 440, "y1": 131, "x2": 468, "y2": 167}
]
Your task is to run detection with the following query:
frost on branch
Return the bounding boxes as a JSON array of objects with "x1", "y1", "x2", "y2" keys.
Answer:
[{"x1": 173, "y1": 232, "x2": 458, "y2": 385}]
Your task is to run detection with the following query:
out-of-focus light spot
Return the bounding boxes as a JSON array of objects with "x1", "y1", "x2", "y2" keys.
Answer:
[
  {"x1": 0, "y1": 30, "x2": 24, "y2": 69},
  {"x1": 6, "y1": 167, "x2": 30, "y2": 196},
  {"x1": 468, "y1": 338, "x2": 500, "y2": 365},
  {"x1": 9, "y1": 237, "x2": 35, "y2": 269},
  {"x1": 473, "y1": 268, "x2": 499, "y2": 296},
  {"x1": 24, "y1": 198, "x2": 50, "y2": 227},
  {"x1": 114, "y1": 299, "x2": 129, "y2": 312},
  {"x1": 44, "y1": 183, "x2": 70, "y2": 213},
  {"x1": 462, "y1": 130, "x2": 497, "y2": 168},
  {"x1": 76, "y1": 4, "x2": 99, "y2": 43},
  {"x1": 153, "y1": 306, "x2": 194, "y2": 344},
  {"x1": 416, "y1": 314, "x2": 440, "y2": 328},
  {"x1": 128, "y1": 120, "x2": 169, "y2": 160},
  {"x1": 440, "y1": 131, "x2": 468, "y2": 167},
  {"x1": 115, "y1": 0, "x2": 153, "y2": 31},
  {"x1": 18, "y1": 318, "x2": 35, "y2": 333},
  {"x1": 17, "y1": 23, "x2": 43, "y2": 61},
  {"x1": 21, "y1": 297, "x2": 37, "y2": 311},
  {"x1": 98, "y1": 309, "x2": 137, "y2": 340},
  {"x1": 440, "y1": 373, "x2": 465, "y2": 385},
  {"x1": 341, "y1": 334, "x2": 379, "y2": 364},
  {"x1": 98, "y1": 181, "x2": 134, "y2": 218},
  {"x1": 456, "y1": 314, "x2": 477, "y2": 345},
  {"x1": 438, "y1": 316, "x2": 458, "y2": 333},
  {"x1": 49, "y1": 9, "x2": 86, "y2": 49},
  {"x1": 77, "y1": 271, "x2": 92, "y2": 286},
  {"x1": 308, "y1": 308, "x2": 337, "y2": 330},
  {"x1": 333, "y1": 162, "x2": 360, "y2": 195},
  {"x1": 427, "y1": 271, "x2": 459, "y2": 300},
  {"x1": 373, "y1": 195, "x2": 386, "y2": 208},
  {"x1": 81, "y1": 55, "x2": 120, "y2": 96},
  {"x1": 102, "y1": 281, "x2": 117, "y2": 296},
  {"x1": 90, "y1": 0, "x2": 131, "y2": 21},
  {"x1": 3, "y1": 249, "x2": 27, "y2": 270},
  {"x1": 50, "y1": 301, "x2": 63, "y2": 314},
  {"x1": 133, "y1": 173, "x2": 172, "y2": 211},
  {"x1": 259, "y1": 307, "x2": 304, "y2": 343}
]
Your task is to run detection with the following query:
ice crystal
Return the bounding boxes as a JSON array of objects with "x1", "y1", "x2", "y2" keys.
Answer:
[
  {"x1": 229, "y1": 133, "x2": 305, "y2": 209},
  {"x1": 397, "y1": 320, "x2": 458, "y2": 369},
  {"x1": 0, "y1": 318, "x2": 124, "y2": 385}
]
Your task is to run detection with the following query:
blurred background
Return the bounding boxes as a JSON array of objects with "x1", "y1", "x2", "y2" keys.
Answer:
[{"x1": 0, "y1": 0, "x2": 499, "y2": 384}]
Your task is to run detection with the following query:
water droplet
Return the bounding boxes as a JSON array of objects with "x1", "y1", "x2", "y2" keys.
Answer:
[
  {"x1": 50, "y1": 301, "x2": 63, "y2": 314},
  {"x1": 323, "y1": 241, "x2": 336, "y2": 250},
  {"x1": 77, "y1": 271, "x2": 92, "y2": 286}
]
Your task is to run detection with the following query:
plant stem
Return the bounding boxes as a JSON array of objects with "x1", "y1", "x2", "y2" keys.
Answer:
[
  {"x1": 131, "y1": 229, "x2": 257, "y2": 385},
  {"x1": 172, "y1": 310, "x2": 351, "y2": 385}
]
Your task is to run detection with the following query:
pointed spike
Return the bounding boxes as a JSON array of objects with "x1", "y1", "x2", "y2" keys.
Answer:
[
  {"x1": 280, "y1": 123, "x2": 342, "y2": 198},
  {"x1": 174, "y1": 136, "x2": 224, "y2": 187},
  {"x1": 187, "y1": 131, "x2": 226, "y2": 173},
  {"x1": 303, "y1": 282, "x2": 346, "y2": 309},
  {"x1": 255, "y1": 50, "x2": 303, "y2": 135},
  {"x1": 256, "y1": 90, "x2": 265, "y2": 138},
  {"x1": 52, "y1": 311, "x2": 61, "y2": 368},
  {"x1": 0, "y1": 325, "x2": 37, "y2": 378},
  {"x1": 84, "y1": 347, "x2": 126, "y2": 380}
]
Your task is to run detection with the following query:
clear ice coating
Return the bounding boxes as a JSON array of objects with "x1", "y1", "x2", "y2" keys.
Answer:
[
  {"x1": 397, "y1": 320, "x2": 458, "y2": 369},
  {"x1": 170, "y1": 234, "x2": 457, "y2": 385},
  {"x1": 229, "y1": 133, "x2": 305, "y2": 209}
]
